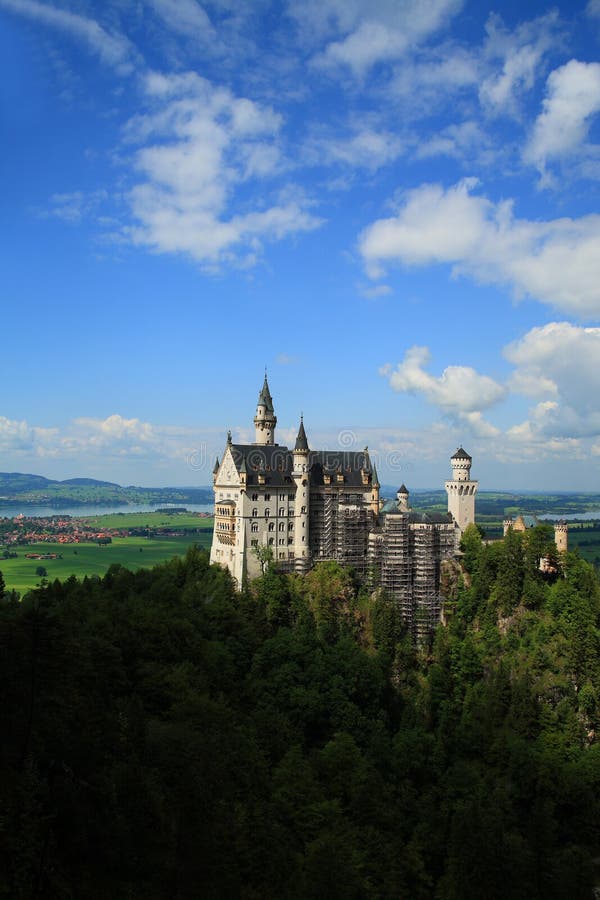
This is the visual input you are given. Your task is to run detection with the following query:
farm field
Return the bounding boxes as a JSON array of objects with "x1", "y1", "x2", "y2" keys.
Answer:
[{"x1": 1, "y1": 532, "x2": 213, "y2": 594}]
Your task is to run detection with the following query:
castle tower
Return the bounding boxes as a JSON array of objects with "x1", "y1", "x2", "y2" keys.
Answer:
[
  {"x1": 253, "y1": 373, "x2": 277, "y2": 445},
  {"x1": 554, "y1": 520, "x2": 568, "y2": 554},
  {"x1": 370, "y1": 464, "x2": 380, "y2": 515},
  {"x1": 292, "y1": 416, "x2": 310, "y2": 572},
  {"x1": 445, "y1": 447, "x2": 478, "y2": 532},
  {"x1": 397, "y1": 484, "x2": 410, "y2": 512}
]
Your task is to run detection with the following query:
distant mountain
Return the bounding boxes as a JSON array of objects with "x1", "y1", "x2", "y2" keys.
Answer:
[
  {"x1": 0, "y1": 472, "x2": 213, "y2": 507},
  {"x1": 61, "y1": 478, "x2": 121, "y2": 488}
]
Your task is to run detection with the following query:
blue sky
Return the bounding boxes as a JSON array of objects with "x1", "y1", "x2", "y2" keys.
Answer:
[{"x1": 2, "y1": 0, "x2": 600, "y2": 491}]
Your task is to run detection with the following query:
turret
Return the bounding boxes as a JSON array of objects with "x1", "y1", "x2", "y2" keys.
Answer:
[
  {"x1": 253, "y1": 373, "x2": 277, "y2": 445},
  {"x1": 445, "y1": 447, "x2": 478, "y2": 533},
  {"x1": 292, "y1": 415, "x2": 310, "y2": 572},
  {"x1": 554, "y1": 520, "x2": 568, "y2": 554},
  {"x1": 397, "y1": 484, "x2": 410, "y2": 512},
  {"x1": 371, "y1": 463, "x2": 380, "y2": 515}
]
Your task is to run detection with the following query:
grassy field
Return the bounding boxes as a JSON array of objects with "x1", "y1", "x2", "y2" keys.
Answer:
[
  {"x1": 1, "y1": 532, "x2": 213, "y2": 594},
  {"x1": 81, "y1": 511, "x2": 214, "y2": 530}
]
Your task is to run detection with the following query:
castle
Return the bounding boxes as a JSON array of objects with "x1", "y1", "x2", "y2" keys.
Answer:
[{"x1": 210, "y1": 376, "x2": 480, "y2": 637}]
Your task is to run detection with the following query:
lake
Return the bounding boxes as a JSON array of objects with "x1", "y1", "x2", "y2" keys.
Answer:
[{"x1": 0, "y1": 503, "x2": 214, "y2": 519}]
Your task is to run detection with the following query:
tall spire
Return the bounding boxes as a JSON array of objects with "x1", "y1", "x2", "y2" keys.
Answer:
[
  {"x1": 257, "y1": 372, "x2": 274, "y2": 413},
  {"x1": 294, "y1": 415, "x2": 309, "y2": 452},
  {"x1": 254, "y1": 373, "x2": 277, "y2": 445}
]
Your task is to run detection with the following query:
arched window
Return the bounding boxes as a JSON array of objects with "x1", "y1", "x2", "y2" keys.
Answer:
[
  {"x1": 252, "y1": 508, "x2": 257, "y2": 517},
  {"x1": 251, "y1": 522, "x2": 258, "y2": 533},
  {"x1": 268, "y1": 522, "x2": 275, "y2": 532},
  {"x1": 278, "y1": 522, "x2": 285, "y2": 531}
]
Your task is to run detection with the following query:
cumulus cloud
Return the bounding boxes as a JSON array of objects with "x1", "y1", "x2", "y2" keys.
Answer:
[
  {"x1": 123, "y1": 71, "x2": 322, "y2": 266},
  {"x1": 505, "y1": 322, "x2": 600, "y2": 438},
  {"x1": 0, "y1": 0, "x2": 135, "y2": 72},
  {"x1": 524, "y1": 60, "x2": 600, "y2": 181},
  {"x1": 0, "y1": 417, "x2": 36, "y2": 452},
  {"x1": 380, "y1": 345, "x2": 505, "y2": 435},
  {"x1": 359, "y1": 178, "x2": 600, "y2": 318}
]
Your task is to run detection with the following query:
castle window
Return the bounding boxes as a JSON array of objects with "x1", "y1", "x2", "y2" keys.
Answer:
[
  {"x1": 279, "y1": 507, "x2": 284, "y2": 516},
  {"x1": 252, "y1": 508, "x2": 257, "y2": 517},
  {"x1": 288, "y1": 523, "x2": 293, "y2": 531},
  {"x1": 268, "y1": 538, "x2": 274, "y2": 546},
  {"x1": 301, "y1": 506, "x2": 306, "y2": 514},
  {"x1": 278, "y1": 538, "x2": 285, "y2": 545},
  {"x1": 268, "y1": 522, "x2": 275, "y2": 532},
  {"x1": 265, "y1": 509, "x2": 270, "y2": 517},
  {"x1": 264, "y1": 493, "x2": 271, "y2": 501},
  {"x1": 251, "y1": 539, "x2": 258, "y2": 547},
  {"x1": 251, "y1": 493, "x2": 258, "y2": 501},
  {"x1": 251, "y1": 523, "x2": 258, "y2": 533},
  {"x1": 288, "y1": 538, "x2": 293, "y2": 545}
]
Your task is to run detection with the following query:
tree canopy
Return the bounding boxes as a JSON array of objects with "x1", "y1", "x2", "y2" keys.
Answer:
[{"x1": 1, "y1": 537, "x2": 599, "y2": 898}]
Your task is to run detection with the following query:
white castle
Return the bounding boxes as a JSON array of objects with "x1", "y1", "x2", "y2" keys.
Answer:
[{"x1": 210, "y1": 375, "x2": 478, "y2": 638}]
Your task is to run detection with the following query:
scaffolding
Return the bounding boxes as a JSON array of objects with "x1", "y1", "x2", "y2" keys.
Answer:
[
  {"x1": 379, "y1": 514, "x2": 412, "y2": 625},
  {"x1": 336, "y1": 501, "x2": 370, "y2": 574}
]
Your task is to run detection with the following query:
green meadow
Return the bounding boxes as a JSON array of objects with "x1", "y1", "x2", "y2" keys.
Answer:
[
  {"x1": 81, "y1": 511, "x2": 213, "y2": 530},
  {"x1": 1, "y1": 530, "x2": 213, "y2": 594}
]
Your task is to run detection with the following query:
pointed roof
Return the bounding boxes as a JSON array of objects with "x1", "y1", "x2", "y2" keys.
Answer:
[
  {"x1": 257, "y1": 373, "x2": 274, "y2": 413},
  {"x1": 451, "y1": 446, "x2": 471, "y2": 460},
  {"x1": 213, "y1": 456, "x2": 220, "y2": 475},
  {"x1": 294, "y1": 415, "x2": 309, "y2": 451},
  {"x1": 371, "y1": 463, "x2": 380, "y2": 487},
  {"x1": 397, "y1": 483, "x2": 409, "y2": 494}
]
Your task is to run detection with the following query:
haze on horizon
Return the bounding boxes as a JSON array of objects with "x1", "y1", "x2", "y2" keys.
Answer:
[{"x1": 2, "y1": 0, "x2": 600, "y2": 492}]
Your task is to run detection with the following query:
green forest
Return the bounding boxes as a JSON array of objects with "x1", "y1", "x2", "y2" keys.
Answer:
[{"x1": 1, "y1": 526, "x2": 599, "y2": 898}]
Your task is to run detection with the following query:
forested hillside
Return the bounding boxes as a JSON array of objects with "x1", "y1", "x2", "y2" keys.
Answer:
[{"x1": 1, "y1": 530, "x2": 599, "y2": 898}]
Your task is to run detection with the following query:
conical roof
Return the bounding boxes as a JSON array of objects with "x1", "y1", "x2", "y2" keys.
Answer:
[
  {"x1": 257, "y1": 374, "x2": 274, "y2": 413},
  {"x1": 294, "y1": 416, "x2": 309, "y2": 451},
  {"x1": 451, "y1": 446, "x2": 471, "y2": 460}
]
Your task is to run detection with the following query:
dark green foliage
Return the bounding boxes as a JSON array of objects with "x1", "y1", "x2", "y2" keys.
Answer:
[{"x1": 1, "y1": 543, "x2": 599, "y2": 898}]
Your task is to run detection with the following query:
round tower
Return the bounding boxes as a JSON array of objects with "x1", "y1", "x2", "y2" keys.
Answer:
[
  {"x1": 554, "y1": 520, "x2": 568, "y2": 554},
  {"x1": 292, "y1": 416, "x2": 310, "y2": 572},
  {"x1": 445, "y1": 447, "x2": 478, "y2": 532},
  {"x1": 253, "y1": 373, "x2": 277, "y2": 445}
]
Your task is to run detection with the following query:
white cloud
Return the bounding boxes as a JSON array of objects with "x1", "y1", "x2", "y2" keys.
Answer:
[
  {"x1": 415, "y1": 120, "x2": 491, "y2": 162},
  {"x1": 310, "y1": 128, "x2": 404, "y2": 171},
  {"x1": 479, "y1": 12, "x2": 560, "y2": 116},
  {"x1": 302, "y1": 0, "x2": 463, "y2": 75},
  {"x1": 505, "y1": 322, "x2": 600, "y2": 438},
  {"x1": 144, "y1": 0, "x2": 214, "y2": 38},
  {"x1": 524, "y1": 60, "x2": 600, "y2": 180},
  {"x1": 380, "y1": 345, "x2": 505, "y2": 434},
  {"x1": 0, "y1": 0, "x2": 135, "y2": 72},
  {"x1": 0, "y1": 417, "x2": 36, "y2": 452},
  {"x1": 359, "y1": 178, "x2": 600, "y2": 317},
  {"x1": 123, "y1": 71, "x2": 322, "y2": 266}
]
